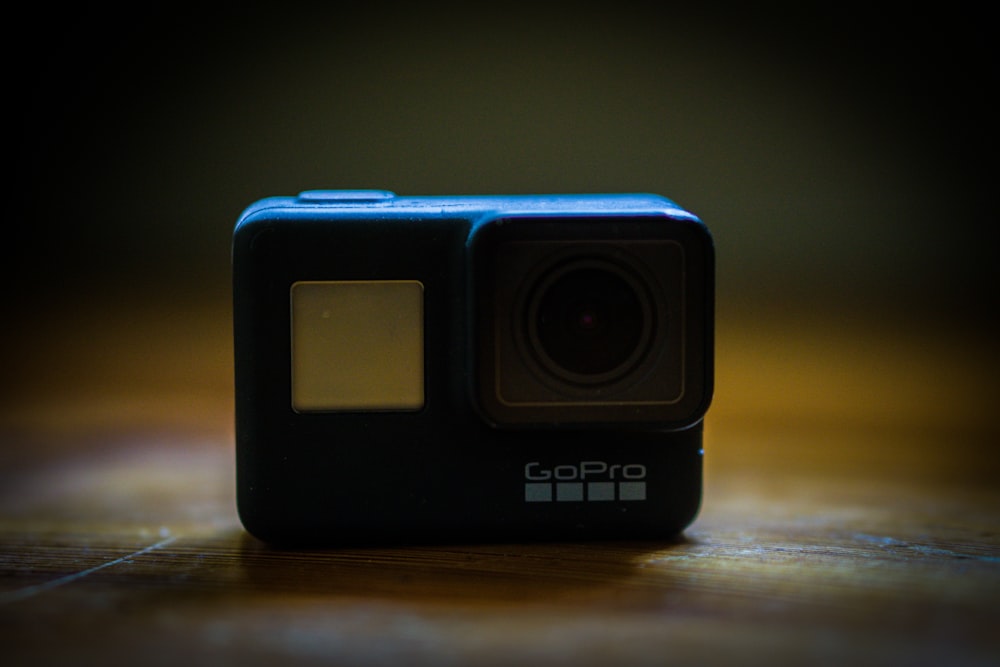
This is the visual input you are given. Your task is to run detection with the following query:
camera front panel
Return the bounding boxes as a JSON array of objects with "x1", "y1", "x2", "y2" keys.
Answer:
[{"x1": 233, "y1": 193, "x2": 710, "y2": 545}]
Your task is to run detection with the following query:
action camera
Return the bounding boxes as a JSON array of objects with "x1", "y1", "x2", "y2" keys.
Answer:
[{"x1": 232, "y1": 190, "x2": 713, "y2": 545}]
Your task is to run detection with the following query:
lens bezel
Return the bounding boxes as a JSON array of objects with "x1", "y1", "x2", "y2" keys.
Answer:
[{"x1": 471, "y1": 215, "x2": 712, "y2": 429}]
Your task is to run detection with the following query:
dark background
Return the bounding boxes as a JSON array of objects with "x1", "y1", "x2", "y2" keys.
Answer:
[{"x1": 11, "y1": 3, "x2": 997, "y2": 372}]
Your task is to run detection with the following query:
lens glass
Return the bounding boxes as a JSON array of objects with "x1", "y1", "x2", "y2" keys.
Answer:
[{"x1": 530, "y1": 261, "x2": 651, "y2": 383}]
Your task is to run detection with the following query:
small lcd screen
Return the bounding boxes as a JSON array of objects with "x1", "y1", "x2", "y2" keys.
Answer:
[{"x1": 290, "y1": 280, "x2": 424, "y2": 412}]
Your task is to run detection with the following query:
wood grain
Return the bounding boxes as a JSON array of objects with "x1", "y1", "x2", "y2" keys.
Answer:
[{"x1": 1, "y1": 297, "x2": 997, "y2": 666}]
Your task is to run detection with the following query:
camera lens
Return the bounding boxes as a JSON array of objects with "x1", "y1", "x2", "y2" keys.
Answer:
[{"x1": 527, "y1": 258, "x2": 654, "y2": 385}]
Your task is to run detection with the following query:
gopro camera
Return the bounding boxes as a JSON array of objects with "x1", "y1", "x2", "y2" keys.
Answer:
[{"x1": 233, "y1": 191, "x2": 713, "y2": 545}]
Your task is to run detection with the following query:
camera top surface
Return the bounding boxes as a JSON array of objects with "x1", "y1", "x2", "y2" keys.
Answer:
[{"x1": 236, "y1": 190, "x2": 702, "y2": 227}]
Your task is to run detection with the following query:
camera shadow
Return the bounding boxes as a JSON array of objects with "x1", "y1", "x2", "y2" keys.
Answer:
[{"x1": 230, "y1": 530, "x2": 695, "y2": 607}]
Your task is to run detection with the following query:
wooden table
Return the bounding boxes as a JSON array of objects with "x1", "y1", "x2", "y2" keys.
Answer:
[{"x1": 2, "y1": 294, "x2": 997, "y2": 666}]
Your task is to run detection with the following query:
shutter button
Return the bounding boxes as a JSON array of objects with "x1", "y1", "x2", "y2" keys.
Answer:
[{"x1": 296, "y1": 190, "x2": 396, "y2": 203}]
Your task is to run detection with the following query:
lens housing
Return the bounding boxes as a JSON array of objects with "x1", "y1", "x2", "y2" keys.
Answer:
[{"x1": 473, "y1": 217, "x2": 711, "y2": 429}]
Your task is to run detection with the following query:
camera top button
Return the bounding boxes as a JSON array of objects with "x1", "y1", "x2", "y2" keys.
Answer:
[{"x1": 297, "y1": 190, "x2": 396, "y2": 203}]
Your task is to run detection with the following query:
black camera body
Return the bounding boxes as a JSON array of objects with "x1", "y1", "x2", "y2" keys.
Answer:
[{"x1": 233, "y1": 191, "x2": 713, "y2": 546}]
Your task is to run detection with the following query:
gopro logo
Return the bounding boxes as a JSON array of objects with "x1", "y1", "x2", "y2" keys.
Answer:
[{"x1": 523, "y1": 461, "x2": 647, "y2": 503}]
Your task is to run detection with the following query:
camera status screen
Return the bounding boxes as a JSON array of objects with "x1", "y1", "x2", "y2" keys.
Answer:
[{"x1": 290, "y1": 280, "x2": 424, "y2": 412}]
